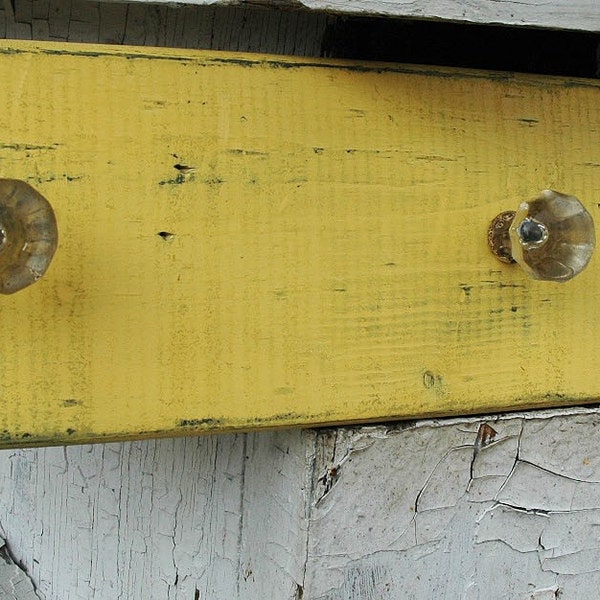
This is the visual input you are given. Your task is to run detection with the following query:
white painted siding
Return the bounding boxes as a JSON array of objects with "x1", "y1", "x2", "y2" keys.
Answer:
[
  {"x1": 4, "y1": 410, "x2": 600, "y2": 598},
  {"x1": 123, "y1": 0, "x2": 600, "y2": 32},
  {"x1": 307, "y1": 412, "x2": 600, "y2": 599},
  {"x1": 0, "y1": 433, "x2": 312, "y2": 599},
  {"x1": 298, "y1": 0, "x2": 600, "y2": 31}
]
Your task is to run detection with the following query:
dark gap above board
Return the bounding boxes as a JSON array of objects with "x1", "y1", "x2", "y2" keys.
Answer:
[{"x1": 321, "y1": 17, "x2": 600, "y2": 79}]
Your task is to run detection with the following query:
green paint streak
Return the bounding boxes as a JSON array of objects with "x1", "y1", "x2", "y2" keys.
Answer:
[
  {"x1": 1, "y1": 43, "x2": 598, "y2": 92},
  {"x1": 159, "y1": 173, "x2": 187, "y2": 186},
  {"x1": 274, "y1": 387, "x2": 294, "y2": 395},
  {"x1": 178, "y1": 418, "x2": 221, "y2": 427},
  {"x1": 204, "y1": 177, "x2": 224, "y2": 185},
  {"x1": 26, "y1": 174, "x2": 83, "y2": 184},
  {"x1": 0, "y1": 143, "x2": 60, "y2": 151},
  {"x1": 227, "y1": 148, "x2": 268, "y2": 157}
]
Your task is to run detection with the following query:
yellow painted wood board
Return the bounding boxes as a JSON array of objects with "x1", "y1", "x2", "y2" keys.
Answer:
[{"x1": 0, "y1": 40, "x2": 599, "y2": 446}]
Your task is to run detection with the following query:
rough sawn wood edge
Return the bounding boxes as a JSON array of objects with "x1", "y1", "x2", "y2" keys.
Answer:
[{"x1": 118, "y1": 0, "x2": 600, "y2": 33}]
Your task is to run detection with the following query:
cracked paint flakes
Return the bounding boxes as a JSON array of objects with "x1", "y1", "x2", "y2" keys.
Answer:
[
  {"x1": 0, "y1": 537, "x2": 39, "y2": 599},
  {"x1": 495, "y1": 460, "x2": 600, "y2": 511},
  {"x1": 5, "y1": 412, "x2": 600, "y2": 598},
  {"x1": 0, "y1": 431, "x2": 313, "y2": 599},
  {"x1": 306, "y1": 412, "x2": 600, "y2": 599},
  {"x1": 478, "y1": 505, "x2": 600, "y2": 575},
  {"x1": 519, "y1": 416, "x2": 600, "y2": 479}
]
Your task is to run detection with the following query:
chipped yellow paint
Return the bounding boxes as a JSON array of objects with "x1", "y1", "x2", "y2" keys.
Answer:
[{"x1": 0, "y1": 41, "x2": 599, "y2": 446}]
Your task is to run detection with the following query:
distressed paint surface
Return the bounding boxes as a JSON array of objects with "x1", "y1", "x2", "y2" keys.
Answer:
[
  {"x1": 306, "y1": 410, "x2": 600, "y2": 599},
  {"x1": 1, "y1": 3, "x2": 600, "y2": 599},
  {"x1": 0, "y1": 431, "x2": 313, "y2": 599},
  {"x1": 0, "y1": 0, "x2": 333, "y2": 56},
  {"x1": 4, "y1": 409, "x2": 600, "y2": 598},
  {"x1": 121, "y1": 0, "x2": 600, "y2": 32},
  {"x1": 1, "y1": 8, "x2": 319, "y2": 600},
  {"x1": 297, "y1": 0, "x2": 600, "y2": 32},
  {"x1": 0, "y1": 42, "x2": 599, "y2": 444},
  {"x1": 0, "y1": 539, "x2": 38, "y2": 600}
]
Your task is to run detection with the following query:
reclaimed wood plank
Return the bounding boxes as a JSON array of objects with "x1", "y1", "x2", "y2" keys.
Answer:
[
  {"x1": 0, "y1": 41, "x2": 598, "y2": 445},
  {"x1": 0, "y1": 430, "x2": 313, "y2": 599}
]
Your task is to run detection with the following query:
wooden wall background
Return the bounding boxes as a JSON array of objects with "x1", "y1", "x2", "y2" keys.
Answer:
[{"x1": 0, "y1": 1, "x2": 599, "y2": 599}]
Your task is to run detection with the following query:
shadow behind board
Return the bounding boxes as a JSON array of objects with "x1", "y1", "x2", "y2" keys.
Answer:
[{"x1": 322, "y1": 17, "x2": 600, "y2": 78}]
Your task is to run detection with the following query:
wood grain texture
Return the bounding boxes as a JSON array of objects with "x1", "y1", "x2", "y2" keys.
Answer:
[
  {"x1": 5, "y1": 408, "x2": 600, "y2": 599},
  {"x1": 300, "y1": 0, "x2": 600, "y2": 32},
  {"x1": 0, "y1": 5, "x2": 323, "y2": 600},
  {"x1": 306, "y1": 409, "x2": 600, "y2": 599},
  {"x1": 121, "y1": 0, "x2": 600, "y2": 32},
  {"x1": 0, "y1": 430, "x2": 314, "y2": 599},
  {"x1": 0, "y1": 41, "x2": 599, "y2": 445},
  {"x1": 0, "y1": 0, "x2": 332, "y2": 54},
  {"x1": 0, "y1": 3, "x2": 599, "y2": 600}
]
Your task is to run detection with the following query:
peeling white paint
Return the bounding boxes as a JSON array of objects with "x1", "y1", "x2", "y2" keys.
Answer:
[
  {"x1": 0, "y1": 538, "x2": 39, "y2": 600},
  {"x1": 529, "y1": 588, "x2": 560, "y2": 600},
  {"x1": 297, "y1": 0, "x2": 600, "y2": 32},
  {"x1": 306, "y1": 411, "x2": 600, "y2": 599},
  {"x1": 0, "y1": 434, "x2": 313, "y2": 600},
  {"x1": 4, "y1": 412, "x2": 600, "y2": 597},
  {"x1": 116, "y1": 0, "x2": 600, "y2": 32}
]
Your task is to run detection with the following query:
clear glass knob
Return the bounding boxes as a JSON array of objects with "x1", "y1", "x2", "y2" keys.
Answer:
[
  {"x1": 488, "y1": 190, "x2": 595, "y2": 282},
  {"x1": 0, "y1": 179, "x2": 58, "y2": 294}
]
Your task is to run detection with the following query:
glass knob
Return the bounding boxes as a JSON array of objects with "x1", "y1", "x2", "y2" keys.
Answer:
[
  {"x1": 488, "y1": 190, "x2": 595, "y2": 282},
  {"x1": 0, "y1": 179, "x2": 58, "y2": 294}
]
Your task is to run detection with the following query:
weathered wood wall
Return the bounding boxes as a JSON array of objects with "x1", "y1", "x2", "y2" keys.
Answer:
[
  {"x1": 0, "y1": 0, "x2": 332, "y2": 51},
  {"x1": 4, "y1": 409, "x2": 600, "y2": 598},
  {"x1": 0, "y1": 2, "x2": 599, "y2": 599},
  {"x1": 123, "y1": 0, "x2": 600, "y2": 32}
]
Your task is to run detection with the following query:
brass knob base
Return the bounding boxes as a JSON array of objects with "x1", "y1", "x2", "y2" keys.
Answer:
[{"x1": 488, "y1": 211, "x2": 516, "y2": 264}]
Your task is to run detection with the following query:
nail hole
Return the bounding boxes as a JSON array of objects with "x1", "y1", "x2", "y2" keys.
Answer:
[
  {"x1": 157, "y1": 231, "x2": 175, "y2": 241},
  {"x1": 173, "y1": 164, "x2": 194, "y2": 173}
]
